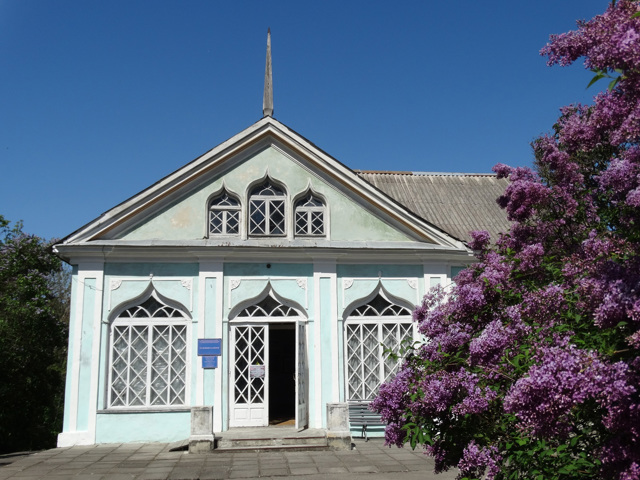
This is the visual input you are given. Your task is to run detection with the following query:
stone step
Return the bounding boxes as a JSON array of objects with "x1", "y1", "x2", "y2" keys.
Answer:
[
  {"x1": 214, "y1": 443, "x2": 330, "y2": 453},
  {"x1": 216, "y1": 435, "x2": 328, "y2": 450}
]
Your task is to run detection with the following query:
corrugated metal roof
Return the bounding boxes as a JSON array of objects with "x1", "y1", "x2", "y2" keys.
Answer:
[{"x1": 355, "y1": 171, "x2": 511, "y2": 243}]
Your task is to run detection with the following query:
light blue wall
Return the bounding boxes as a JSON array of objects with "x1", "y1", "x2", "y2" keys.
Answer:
[
  {"x1": 95, "y1": 262, "x2": 198, "y2": 442},
  {"x1": 105, "y1": 263, "x2": 198, "y2": 277},
  {"x1": 76, "y1": 278, "x2": 96, "y2": 431},
  {"x1": 83, "y1": 259, "x2": 434, "y2": 441},
  {"x1": 62, "y1": 267, "x2": 79, "y2": 432},
  {"x1": 117, "y1": 146, "x2": 414, "y2": 243},
  {"x1": 203, "y1": 277, "x2": 217, "y2": 406},
  {"x1": 96, "y1": 412, "x2": 190, "y2": 443},
  {"x1": 319, "y1": 276, "x2": 332, "y2": 426}
]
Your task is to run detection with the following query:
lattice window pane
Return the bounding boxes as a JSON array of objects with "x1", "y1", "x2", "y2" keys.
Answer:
[
  {"x1": 346, "y1": 323, "x2": 381, "y2": 400},
  {"x1": 250, "y1": 200, "x2": 266, "y2": 234},
  {"x1": 209, "y1": 211, "x2": 224, "y2": 234},
  {"x1": 169, "y1": 326, "x2": 187, "y2": 404},
  {"x1": 269, "y1": 200, "x2": 285, "y2": 235},
  {"x1": 110, "y1": 298, "x2": 187, "y2": 408},
  {"x1": 382, "y1": 323, "x2": 412, "y2": 382},
  {"x1": 127, "y1": 326, "x2": 149, "y2": 406},
  {"x1": 227, "y1": 211, "x2": 240, "y2": 234},
  {"x1": 295, "y1": 211, "x2": 307, "y2": 235},
  {"x1": 150, "y1": 326, "x2": 170, "y2": 405},
  {"x1": 310, "y1": 211, "x2": 324, "y2": 234},
  {"x1": 362, "y1": 324, "x2": 380, "y2": 399},
  {"x1": 110, "y1": 326, "x2": 130, "y2": 406}
]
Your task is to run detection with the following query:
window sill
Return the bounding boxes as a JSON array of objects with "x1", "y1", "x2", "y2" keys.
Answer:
[{"x1": 98, "y1": 407, "x2": 191, "y2": 414}]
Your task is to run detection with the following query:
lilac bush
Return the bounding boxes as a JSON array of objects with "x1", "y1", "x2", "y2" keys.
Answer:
[{"x1": 371, "y1": 2, "x2": 640, "y2": 479}]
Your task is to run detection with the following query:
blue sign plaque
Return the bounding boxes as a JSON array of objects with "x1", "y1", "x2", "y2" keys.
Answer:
[
  {"x1": 202, "y1": 356, "x2": 218, "y2": 369},
  {"x1": 197, "y1": 338, "x2": 221, "y2": 356}
]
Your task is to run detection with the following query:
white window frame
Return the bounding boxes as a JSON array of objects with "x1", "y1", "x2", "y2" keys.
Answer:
[
  {"x1": 209, "y1": 191, "x2": 241, "y2": 236},
  {"x1": 107, "y1": 297, "x2": 190, "y2": 409},
  {"x1": 344, "y1": 295, "x2": 413, "y2": 401},
  {"x1": 248, "y1": 182, "x2": 287, "y2": 236},
  {"x1": 294, "y1": 193, "x2": 325, "y2": 237}
]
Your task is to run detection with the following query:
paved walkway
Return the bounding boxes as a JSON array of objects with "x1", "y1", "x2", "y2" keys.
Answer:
[{"x1": 0, "y1": 439, "x2": 458, "y2": 480}]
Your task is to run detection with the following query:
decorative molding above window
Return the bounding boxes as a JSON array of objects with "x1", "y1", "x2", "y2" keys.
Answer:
[
  {"x1": 294, "y1": 193, "x2": 325, "y2": 237},
  {"x1": 248, "y1": 181, "x2": 286, "y2": 236},
  {"x1": 209, "y1": 190, "x2": 241, "y2": 236}
]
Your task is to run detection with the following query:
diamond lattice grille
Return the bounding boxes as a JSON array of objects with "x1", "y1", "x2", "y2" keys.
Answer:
[
  {"x1": 382, "y1": 323, "x2": 412, "y2": 382},
  {"x1": 233, "y1": 326, "x2": 266, "y2": 404},
  {"x1": 109, "y1": 298, "x2": 187, "y2": 408},
  {"x1": 269, "y1": 200, "x2": 285, "y2": 234},
  {"x1": 345, "y1": 295, "x2": 412, "y2": 401}
]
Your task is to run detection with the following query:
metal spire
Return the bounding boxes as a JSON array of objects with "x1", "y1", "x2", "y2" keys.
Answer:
[{"x1": 263, "y1": 28, "x2": 273, "y2": 117}]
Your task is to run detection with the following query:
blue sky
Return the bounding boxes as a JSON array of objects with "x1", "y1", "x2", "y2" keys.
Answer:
[{"x1": 1, "y1": 0, "x2": 608, "y2": 240}]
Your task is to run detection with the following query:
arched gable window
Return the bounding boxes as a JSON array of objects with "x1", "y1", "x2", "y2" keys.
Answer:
[
  {"x1": 248, "y1": 180, "x2": 286, "y2": 236},
  {"x1": 344, "y1": 293, "x2": 413, "y2": 401},
  {"x1": 209, "y1": 190, "x2": 241, "y2": 236},
  {"x1": 294, "y1": 193, "x2": 325, "y2": 237},
  {"x1": 109, "y1": 296, "x2": 188, "y2": 408}
]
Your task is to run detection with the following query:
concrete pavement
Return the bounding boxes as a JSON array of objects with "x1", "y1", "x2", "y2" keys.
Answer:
[{"x1": 0, "y1": 439, "x2": 458, "y2": 480}]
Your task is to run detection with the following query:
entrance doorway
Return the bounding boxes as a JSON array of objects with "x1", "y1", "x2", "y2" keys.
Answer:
[
  {"x1": 268, "y1": 324, "x2": 295, "y2": 425},
  {"x1": 228, "y1": 294, "x2": 308, "y2": 430}
]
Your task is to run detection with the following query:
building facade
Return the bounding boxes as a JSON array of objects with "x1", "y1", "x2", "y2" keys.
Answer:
[{"x1": 54, "y1": 113, "x2": 509, "y2": 446}]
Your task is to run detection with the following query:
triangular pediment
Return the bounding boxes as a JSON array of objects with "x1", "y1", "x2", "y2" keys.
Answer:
[{"x1": 58, "y1": 117, "x2": 466, "y2": 253}]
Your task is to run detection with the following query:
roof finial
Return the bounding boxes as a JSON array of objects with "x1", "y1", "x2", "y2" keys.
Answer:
[{"x1": 263, "y1": 28, "x2": 273, "y2": 117}]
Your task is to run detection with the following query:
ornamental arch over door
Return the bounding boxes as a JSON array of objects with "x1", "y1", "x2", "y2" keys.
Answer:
[
  {"x1": 228, "y1": 290, "x2": 308, "y2": 429},
  {"x1": 343, "y1": 289, "x2": 413, "y2": 401}
]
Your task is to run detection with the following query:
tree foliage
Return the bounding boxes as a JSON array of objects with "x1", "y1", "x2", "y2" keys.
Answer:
[
  {"x1": 0, "y1": 215, "x2": 69, "y2": 453},
  {"x1": 372, "y1": 2, "x2": 640, "y2": 479}
]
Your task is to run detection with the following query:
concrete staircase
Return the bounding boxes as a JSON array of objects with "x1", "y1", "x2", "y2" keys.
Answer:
[{"x1": 214, "y1": 427, "x2": 331, "y2": 452}]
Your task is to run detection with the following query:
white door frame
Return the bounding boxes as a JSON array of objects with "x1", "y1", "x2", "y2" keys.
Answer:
[{"x1": 228, "y1": 316, "x2": 309, "y2": 429}]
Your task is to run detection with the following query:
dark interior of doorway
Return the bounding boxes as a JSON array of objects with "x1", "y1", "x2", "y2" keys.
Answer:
[{"x1": 269, "y1": 324, "x2": 295, "y2": 425}]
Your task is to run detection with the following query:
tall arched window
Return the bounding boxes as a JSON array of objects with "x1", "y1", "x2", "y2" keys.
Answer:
[
  {"x1": 209, "y1": 190, "x2": 240, "y2": 236},
  {"x1": 109, "y1": 296, "x2": 188, "y2": 408},
  {"x1": 294, "y1": 193, "x2": 325, "y2": 237},
  {"x1": 248, "y1": 180, "x2": 286, "y2": 236},
  {"x1": 344, "y1": 293, "x2": 413, "y2": 401}
]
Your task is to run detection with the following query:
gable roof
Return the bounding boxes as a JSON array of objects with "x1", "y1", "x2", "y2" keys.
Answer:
[
  {"x1": 57, "y1": 116, "x2": 469, "y2": 252},
  {"x1": 356, "y1": 171, "x2": 510, "y2": 243}
]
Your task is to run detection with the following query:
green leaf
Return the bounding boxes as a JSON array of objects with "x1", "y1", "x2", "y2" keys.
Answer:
[
  {"x1": 608, "y1": 76, "x2": 621, "y2": 91},
  {"x1": 587, "y1": 72, "x2": 606, "y2": 89}
]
